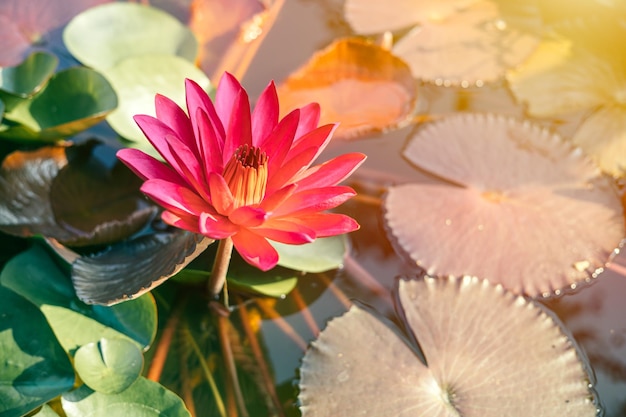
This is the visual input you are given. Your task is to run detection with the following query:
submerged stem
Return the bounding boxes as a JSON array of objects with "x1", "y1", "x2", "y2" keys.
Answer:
[
  {"x1": 208, "y1": 237, "x2": 235, "y2": 298},
  {"x1": 217, "y1": 312, "x2": 249, "y2": 417}
]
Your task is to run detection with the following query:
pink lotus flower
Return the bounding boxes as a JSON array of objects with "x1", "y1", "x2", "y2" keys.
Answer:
[{"x1": 117, "y1": 72, "x2": 365, "y2": 271}]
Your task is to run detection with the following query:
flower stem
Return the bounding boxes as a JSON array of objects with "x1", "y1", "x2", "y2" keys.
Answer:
[{"x1": 208, "y1": 237, "x2": 234, "y2": 298}]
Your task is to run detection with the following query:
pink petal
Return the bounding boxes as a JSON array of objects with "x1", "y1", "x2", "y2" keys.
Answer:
[
  {"x1": 134, "y1": 114, "x2": 185, "y2": 172},
  {"x1": 229, "y1": 206, "x2": 268, "y2": 227},
  {"x1": 286, "y1": 123, "x2": 337, "y2": 168},
  {"x1": 141, "y1": 179, "x2": 210, "y2": 217},
  {"x1": 161, "y1": 210, "x2": 202, "y2": 233},
  {"x1": 199, "y1": 212, "x2": 239, "y2": 239},
  {"x1": 266, "y1": 146, "x2": 318, "y2": 193},
  {"x1": 208, "y1": 172, "x2": 235, "y2": 215},
  {"x1": 288, "y1": 213, "x2": 360, "y2": 237},
  {"x1": 295, "y1": 102, "x2": 321, "y2": 139},
  {"x1": 214, "y1": 73, "x2": 246, "y2": 149},
  {"x1": 232, "y1": 228, "x2": 279, "y2": 271},
  {"x1": 155, "y1": 94, "x2": 196, "y2": 154},
  {"x1": 260, "y1": 184, "x2": 298, "y2": 213},
  {"x1": 255, "y1": 219, "x2": 316, "y2": 244},
  {"x1": 251, "y1": 80, "x2": 279, "y2": 146},
  {"x1": 261, "y1": 109, "x2": 300, "y2": 177},
  {"x1": 116, "y1": 148, "x2": 185, "y2": 185},
  {"x1": 196, "y1": 108, "x2": 225, "y2": 176},
  {"x1": 272, "y1": 186, "x2": 357, "y2": 217},
  {"x1": 163, "y1": 134, "x2": 211, "y2": 202},
  {"x1": 294, "y1": 152, "x2": 367, "y2": 191},
  {"x1": 222, "y1": 88, "x2": 252, "y2": 164},
  {"x1": 185, "y1": 78, "x2": 225, "y2": 141}
]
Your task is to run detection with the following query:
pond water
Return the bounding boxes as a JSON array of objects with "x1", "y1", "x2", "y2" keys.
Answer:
[{"x1": 231, "y1": 1, "x2": 626, "y2": 416}]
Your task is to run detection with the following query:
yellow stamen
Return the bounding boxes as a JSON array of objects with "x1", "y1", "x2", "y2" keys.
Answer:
[{"x1": 222, "y1": 145, "x2": 268, "y2": 208}]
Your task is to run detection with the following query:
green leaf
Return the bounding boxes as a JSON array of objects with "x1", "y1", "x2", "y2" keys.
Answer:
[
  {"x1": 0, "y1": 67, "x2": 117, "y2": 141},
  {"x1": 0, "y1": 286, "x2": 74, "y2": 417},
  {"x1": 74, "y1": 338, "x2": 143, "y2": 394},
  {"x1": 0, "y1": 51, "x2": 58, "y2": 111},
  {"x1": 0, "y1": 244, "x2": 157, "y2": 353},
  {"x1": 64, "y1": 2, "x2": 197, "y2": 71},
  {"x1": 103, "y1": 54, "x2": 211, "y2": 146},
  {"x1": 272, "y1": 235, "x2": 348, "y2": 273},
  {"x1": 61, "y1": 377, "x2": 191, "y2": 417}
]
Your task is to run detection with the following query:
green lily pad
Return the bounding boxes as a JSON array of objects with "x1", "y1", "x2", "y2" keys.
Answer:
[
  {"x1": 0, "y1": 51, "x2": 58, "y2": 111},
  {"x1": 103, "y1": 53, "x2": 211, "y2": 146},
  {"x1": 0, "y1": 66, "x2": 117, "y2": 141},
  {"x1": 272, "y1": 235, "x2": 348, "y2": 273},
  {"x1": 0, "y1": 286, "x2": 75, "y2": 417},
  {"x1": 0, "y1": 244, "x2": 157, "y2": 353},
  {"x1": 176, "y1": 245, "x2": 299, "y2": 298},
  {"x1": 62, "y1": 377, "x2": 191, "y2": 417},
  {"x1": 64, "y1": 2, "x2": 197, "y2": 71},
  {"x1": 74, "y1": 338, "x2": 143, "y2": 394}
]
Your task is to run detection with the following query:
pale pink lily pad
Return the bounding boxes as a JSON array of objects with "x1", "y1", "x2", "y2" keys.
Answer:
[
  {"x1": 507, "y1": 39, "x2": 626, "y2": 176},
  {"x1": 344, "y1": 0, "x2": 539, "y2": 86},
  {"x1": 384, "y1": 113, "x2": 625, "y2": 297},
  {"x1": 299, "y1": 276, "x2": 598, "y2": 416}
]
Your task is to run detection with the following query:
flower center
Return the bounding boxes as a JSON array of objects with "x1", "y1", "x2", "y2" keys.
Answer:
[{"x1": 222, "y1": 144, "x2": 268, "y2": 208}]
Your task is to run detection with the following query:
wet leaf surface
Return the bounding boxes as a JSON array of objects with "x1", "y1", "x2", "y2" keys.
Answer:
[
  {"x1": 71, "y1": 229, "x2": 212, "y2": 305},
  {"x1": 0, "y1": 142, "x2": 156, "y2": 246}
]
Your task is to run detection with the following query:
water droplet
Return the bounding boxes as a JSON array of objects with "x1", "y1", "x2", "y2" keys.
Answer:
[{"x1": 573, "y1": 260, "x2": 590, "y2": 271}]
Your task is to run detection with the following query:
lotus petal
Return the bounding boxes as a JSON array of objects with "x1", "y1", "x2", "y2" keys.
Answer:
[
  {"x1": 299, "y1": 276, "x2": 598, "y2": 416},
  {"x1": 277, "y1": 38, "x2": 416, "y2": 140},
  {"x1": 384, "y1": 113, "x2": 624, "y2": 297}
]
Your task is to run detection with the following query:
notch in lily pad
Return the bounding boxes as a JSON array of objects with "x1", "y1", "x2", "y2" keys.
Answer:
[{"x1": 74, "y1": 338, "x2": 144, "y2": 394}]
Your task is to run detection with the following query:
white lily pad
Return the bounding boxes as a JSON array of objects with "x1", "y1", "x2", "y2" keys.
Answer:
[
  {"x1": 299, "y1": 276, "x2": 599, "y2": 416},
  {"x1": 384, "y1": 113, "x2": 624, "y2": 297}
]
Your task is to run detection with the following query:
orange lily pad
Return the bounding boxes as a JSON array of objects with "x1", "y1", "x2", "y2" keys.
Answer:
[
  {"x1": 277, "y1": 38, "x2": 417, "y2": 140},
  {"x1": 384, "y1": 113, "x2": 625, "y2": 297},
  {"x1": 300, "y1": 276, "x2": 599, "y2": 416}
]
